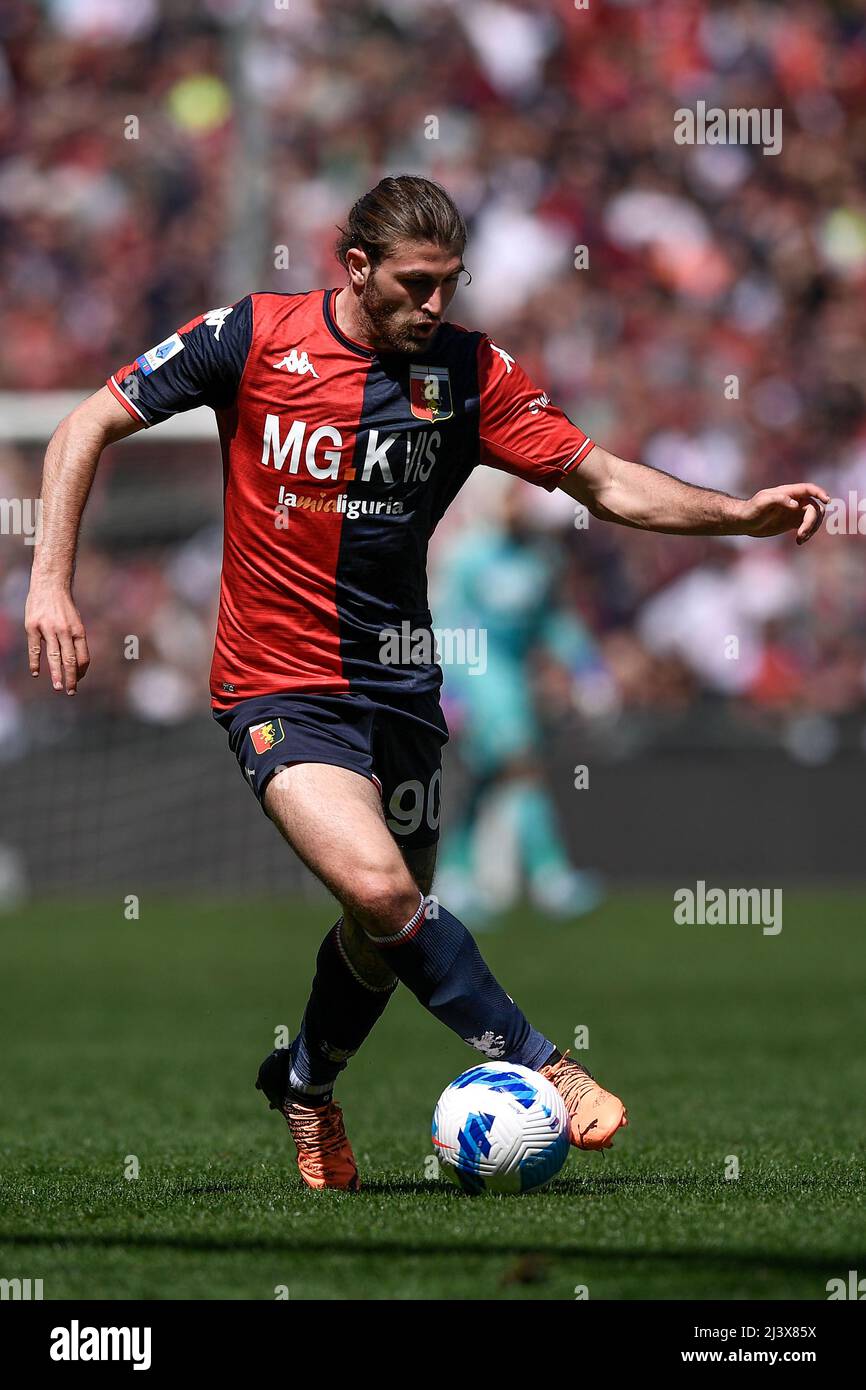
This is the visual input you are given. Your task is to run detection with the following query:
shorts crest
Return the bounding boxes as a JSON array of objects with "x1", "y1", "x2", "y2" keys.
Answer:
[{"x1": 249, "y1": 718, "x2": 285, "y2": 754}]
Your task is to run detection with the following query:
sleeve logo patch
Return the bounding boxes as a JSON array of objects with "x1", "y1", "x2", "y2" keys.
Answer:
[
  {"x1": 136, "y1": 334, "x2": 184, "y2": 375},
  {"x1": 249, "y1": 719, "x2": 285, "y2": 755}
]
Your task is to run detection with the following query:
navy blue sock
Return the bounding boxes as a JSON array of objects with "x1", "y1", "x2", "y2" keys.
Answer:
[
  {"x1": 287, "y1": 919, "x2": 396, "y2": 1104},
  {"x1": 364, "y1": 895, "x2": 554, "y2": 1069}
]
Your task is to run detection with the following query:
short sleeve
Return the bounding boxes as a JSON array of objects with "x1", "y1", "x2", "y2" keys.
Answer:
[
  {"x1": 477, "y1": 335, "x2": 594, "y2": 490},
  {"x1": 106, "y1": 297, "x2": 254, "y2": 427}
]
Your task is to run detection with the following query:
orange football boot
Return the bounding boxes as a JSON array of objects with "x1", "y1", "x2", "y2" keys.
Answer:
[
  {"x1": 540, "y1": 1050, "x2": 628, "y2": 1151},
  {"x1": 256, "y1": 1048, "x2": 360, "y2": 1190},
  {"x1": 282, "y1": 1099, "x2": 360, "y2": 1192}
]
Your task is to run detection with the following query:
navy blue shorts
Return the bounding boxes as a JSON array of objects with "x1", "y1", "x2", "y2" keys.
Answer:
[{"x1": 213, "y1": 690, "x2": 449, "y2": 851}]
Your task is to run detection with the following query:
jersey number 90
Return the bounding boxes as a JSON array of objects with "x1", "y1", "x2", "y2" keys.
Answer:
[{"x1": 386, "y1": 769, "x2": 442, "y2": 838}]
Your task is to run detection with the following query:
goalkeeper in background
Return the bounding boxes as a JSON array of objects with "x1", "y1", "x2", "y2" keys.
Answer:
[{"x1": 436, "y1": 478, "x2": 603, "y2": 925}]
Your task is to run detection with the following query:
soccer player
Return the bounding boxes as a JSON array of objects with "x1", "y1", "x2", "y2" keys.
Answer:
[{"x1": 25, "y1": 175, "x2": 828, "y2": 1190}]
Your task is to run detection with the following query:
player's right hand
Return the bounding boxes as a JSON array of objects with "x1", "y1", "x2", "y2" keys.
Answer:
[{"x1": 24, "y1": 583, "x2": 90, "y2": 694}]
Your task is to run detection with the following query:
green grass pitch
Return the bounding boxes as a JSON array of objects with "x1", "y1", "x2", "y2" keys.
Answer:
[{"x1": 1, "y1": 892, "x2": 864, "y2": 1301}]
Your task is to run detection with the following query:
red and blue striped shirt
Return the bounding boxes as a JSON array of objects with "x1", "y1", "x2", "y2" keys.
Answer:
[{"x1": 108, "y1": 289, "x2": 594, "y2": 709}]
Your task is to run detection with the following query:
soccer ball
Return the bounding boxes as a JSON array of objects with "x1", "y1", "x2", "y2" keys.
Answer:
[{"x1": 432, "y1": 1062, "x2": 571, "y2": 1194}]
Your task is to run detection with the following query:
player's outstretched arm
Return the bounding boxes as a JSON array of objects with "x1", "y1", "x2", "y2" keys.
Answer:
[
  {"x1": 25, "y1": 386, "x2": 144, "y2": 695},
  {"x1": 559, "y1": 444, "x2": 829, "y2": 545}
]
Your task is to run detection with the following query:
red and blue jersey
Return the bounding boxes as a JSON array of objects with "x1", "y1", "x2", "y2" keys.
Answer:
[{"x1": 108, "y1": 289, "x2": 594, "y2": 709}]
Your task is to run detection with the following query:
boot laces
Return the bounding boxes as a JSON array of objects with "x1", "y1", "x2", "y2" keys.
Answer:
[
  {"x1": 285, "y1": 1102, "x2": 348, "y2": 1159},
  {"x1": 545, "y1": 1049, "x2": 600, "y2": 1107}
]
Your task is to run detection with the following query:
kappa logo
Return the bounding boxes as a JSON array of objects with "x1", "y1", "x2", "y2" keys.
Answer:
[
  {"x1": 204, "y1": 305, "x2": 233, "y2": 340},
  {"x1": 249, "y1": 719, "x2": 285, "y2": 755},
  {"x1": 272, "y1": 349, "x2": 319, "y2": 378},
  {"x1": 490, "y1": 342, "x2": 515, "y2": 374}
]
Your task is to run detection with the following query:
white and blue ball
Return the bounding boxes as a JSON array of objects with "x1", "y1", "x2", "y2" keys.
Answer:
[{"x1": 432, "y1": 1062, "x2": 570, "y2": 1194}]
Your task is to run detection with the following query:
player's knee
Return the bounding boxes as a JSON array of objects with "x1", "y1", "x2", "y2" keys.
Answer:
[{"x1": 351, "y1": 867, "x2": 422, "y2": 936}]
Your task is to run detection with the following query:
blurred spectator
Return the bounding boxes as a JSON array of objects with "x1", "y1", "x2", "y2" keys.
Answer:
[{"x1": 1, "y1": 0, "x2": 865, "y2": 734}]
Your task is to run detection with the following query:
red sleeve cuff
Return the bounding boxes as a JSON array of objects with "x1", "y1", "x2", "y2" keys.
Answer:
[
  {"x1": 106, "y1": 374, "x2": 149, "y2": 425},
  {"x1": 560, "y1": 437, "x2": 594, "y2": 475}
]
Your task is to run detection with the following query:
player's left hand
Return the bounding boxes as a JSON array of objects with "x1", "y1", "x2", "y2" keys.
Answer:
[{"x1": 741, "y1": 482, "x2": 830, "y2": 545}]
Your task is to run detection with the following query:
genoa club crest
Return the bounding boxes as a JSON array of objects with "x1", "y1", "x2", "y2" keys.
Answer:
[
  {"x1": 409, "y1": 365, "x2": 453, "y2": 422},
  {"x1": 249, "y1": 719, "x2": 285, "y2": 755}
]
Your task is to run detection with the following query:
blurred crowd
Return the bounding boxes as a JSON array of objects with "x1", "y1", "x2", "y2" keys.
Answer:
[{"x1": 1, "y1": 0, "x2": 866, "y2": 747}]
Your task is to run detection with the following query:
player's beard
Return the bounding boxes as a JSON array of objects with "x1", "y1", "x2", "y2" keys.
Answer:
[{"x1": 358, "y1": 274, "x2": 439, "y2": 354}]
